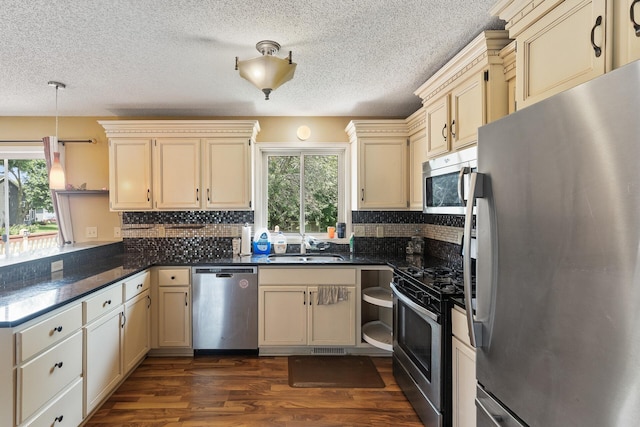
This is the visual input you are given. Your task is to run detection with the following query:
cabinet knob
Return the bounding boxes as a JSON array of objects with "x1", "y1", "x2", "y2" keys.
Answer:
[{"x1": 171, "y1": 276, "x2": 176, "y2": 280}]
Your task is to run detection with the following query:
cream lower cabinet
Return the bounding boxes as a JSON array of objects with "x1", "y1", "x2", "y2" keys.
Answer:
[
  {"x1": 258, "y1": 285, "x2": 356, "y2": 347},
  {"x1": 123, "y1": 291, "x2": 150, "y2": 374},
  {"x1": 157, "y1": 286, "x2": 192, "y2": 347},
  {"x1": 258, "y1": 267, "x2": 357, "y2": 349},
  {"x1": 451, "y1": 305, "x2": 477, "y2": 427},
  {"x1": 84, "y1": 303, "x2": 124, "y2": 416}
]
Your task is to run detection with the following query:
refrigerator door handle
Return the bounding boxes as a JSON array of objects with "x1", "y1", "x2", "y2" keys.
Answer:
[
  {"x1": 464, "y1": 172, "x2": 484, "y2": 347},
  {"x1": 476, "y1": 400, "x2": 504, "y2": 426}
]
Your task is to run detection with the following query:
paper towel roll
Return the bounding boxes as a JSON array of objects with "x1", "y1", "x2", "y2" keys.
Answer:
[{"x1": 241, "y1": 225, "x2": 252, "y2": 256}]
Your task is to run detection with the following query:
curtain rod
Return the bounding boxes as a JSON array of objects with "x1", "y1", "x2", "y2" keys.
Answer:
[{"x1": 0, "y1": 139, "x2": 97, "y2": 145}]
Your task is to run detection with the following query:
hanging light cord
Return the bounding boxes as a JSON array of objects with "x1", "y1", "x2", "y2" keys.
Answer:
[{"x1": 47, "y1": 81, "x2": 66, "y2": 144}]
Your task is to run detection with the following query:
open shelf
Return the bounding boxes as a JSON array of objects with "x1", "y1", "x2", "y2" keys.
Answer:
[
  {"x1": 362, "y1": 287, "x2": 392, "y2": 308},
  {"x1": 55, "y1": 190, "x2": 109, "y2": 195},
  {"x1": 362, "y1": 321, "x2": 392, "y2": 351}
]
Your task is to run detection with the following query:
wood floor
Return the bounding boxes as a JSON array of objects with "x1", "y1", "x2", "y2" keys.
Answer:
[{"x1": 85, "y1": 355, "x2": 424, "y2": 426}]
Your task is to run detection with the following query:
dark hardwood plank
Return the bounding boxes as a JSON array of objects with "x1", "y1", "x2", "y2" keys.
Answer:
[{"x1": 85, "y1": 356, "x2": 423, "y2": 426}]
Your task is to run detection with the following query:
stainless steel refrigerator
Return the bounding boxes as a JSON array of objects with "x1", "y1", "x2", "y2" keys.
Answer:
[{"x1": 462, "y1": 60, "x2": 640, "y2": 426}]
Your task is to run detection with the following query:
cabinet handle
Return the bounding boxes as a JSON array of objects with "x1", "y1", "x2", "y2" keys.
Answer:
[
  {"x1": 309, "y1": 292, "x2": 313, "y2": 305},
  {"x1": 196, "y1": 188, "x2": 199, "y2": 202},
  {"x1": 121, "y1": 312, "x2": 126, "y2": 328},
  {"x1": 441, "y1": 123, "x2": 447, "y2": 141},
  {"x1": 54, "y1": 415, "x2": 64, "y2": 423},
  {"x1": 147, "y1": 189, "x2": 150, "y2": 202},
  {"x1": 207, "y1": 188, "x2": 211, "y2": 202},
  {"x1": 590, "y1": 15, "x2": 603, "y2": 57},
  {"x1": 103, "y1": 299, "x2": 112, "y2": 307},
  {"x1": 185, "y1": 292, "x2": 188, "y2": 306},
  {"x1": 361, "y1": 188, "x2": 364, "y2": 202},
  {"x1": 52, "y1": 325, "x2": 63, "y2": 333},
  {"x1": 147, "y1": 295, "x2": 151, "y2": 308},
  {"x1": 632, "y1": 0, "x2": 640, "y2": 36},
  {"x1": 451, "y1": 120, "x2": 456, "y2": 139},
  {"x1": 53, "y1": 361, "x2": 64, "y2": 370},
  {"x1": 137, "y1": 283, "x2": 143, "y2": 289},
  {"x1": 303, "y1": 291, "x2": 307, "y2": 305}
]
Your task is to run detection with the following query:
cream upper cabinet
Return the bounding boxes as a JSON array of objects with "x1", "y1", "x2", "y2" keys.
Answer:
[
  {"x1": 108, "y1": 138, "x2": 153, "y2": 210},
  {"x1": 202, "y1": 138, "x2": 252, "y2": 209},
  {"x1": 407, "y1": 109, "x2": 427, "y2": 210},
  {"x1": 425, "y1": 95, "x2": 450, "y2": 157},
  {"x1": 346, "y1": 120, "x2": 409, "y2": 210},
  {"x1": 100, "y1": 120, "x2": 260, "y2": 211},
  {"x1": 500, "y1": 41, "x2": 517, "y2": 114},
  {"x1": 415, "y1": 31, "x2": 511, "y2": 158},
  {"x1": 154, "y1": 138, "x2": 201, "y2": 209},
  {"x1": 614, "y1": 0, "x2": 640, "y2": 67},
  {"x1": 492, "y1": 0, "x2": 614, "y2": 109}
]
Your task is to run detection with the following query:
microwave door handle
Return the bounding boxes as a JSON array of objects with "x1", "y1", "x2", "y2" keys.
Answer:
[
  {"x1": 458, "y1": 166, "x2": 471, "y2": 204},
  {"x1": 464, "y1": 172, "x2": 484, "y2": 348}
]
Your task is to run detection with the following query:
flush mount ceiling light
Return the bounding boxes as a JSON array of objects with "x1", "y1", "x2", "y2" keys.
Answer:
[{"x1": 235, "y1": 40, "x2": 297, "y2": 100}]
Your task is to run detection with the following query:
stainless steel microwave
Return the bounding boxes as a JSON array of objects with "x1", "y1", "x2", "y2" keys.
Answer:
[{"x1": 422, "y1": 146, "x2": 477, "y2": 214}]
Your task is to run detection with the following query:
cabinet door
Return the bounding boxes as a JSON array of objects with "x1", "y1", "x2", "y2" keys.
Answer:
[
  {"x1": 203, "y1": 138, "x2": 252, "y2": 209},
  {"x1": 258, "y1": 286, "x2": 307, "y2": 346},
  {"x1": 452, "y1": 336, "x2": 477, "y2": 427},
  {"x1": 84, "y1": 309, "x2": 124, "y2": 416},
  {"x1": 614, "y1": 0, "x2": 640, "y2": 67},
  {"x1": 123, "y1": 289, "x2": 150, "y2": 374},
  {"x1": 157, "y1": 286, "x2": 191, "y2": 348},
  {"x1": 108, "y1": 139, "x2": 152, "y2": 210},
  {"x1": 425, "y1": 95, "x2": 450, "y2": 157},
  {"x1": 358, "y1": 138, "x2": 407, "y2": 209},
  {"x1": 154, "y1": 138, "x2": 201, "y2": 209},
  {"x1": 308, "y1": 286, "x2": 356, "y2": 346},
  {"x1": 451, "y1": 73, "x2": 484, "y2": 150},
  {"x1": 409, "y1": 129, "x2": 427, "y2": 210},
  {"x1": 516, "y1": 0, "x2": 610, "y2": 108}
]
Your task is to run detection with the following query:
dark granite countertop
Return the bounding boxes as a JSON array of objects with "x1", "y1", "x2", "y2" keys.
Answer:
[{"x1": 0, "y1": 251, "x2": 443, "y2": 328}]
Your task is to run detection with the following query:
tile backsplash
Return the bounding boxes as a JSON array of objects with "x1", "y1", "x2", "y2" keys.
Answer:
[{"x1": 122, "y1": 210, "x2": 465, "y2": 264}]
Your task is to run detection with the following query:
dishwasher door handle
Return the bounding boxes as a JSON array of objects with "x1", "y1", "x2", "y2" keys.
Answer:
[{"x1": 216, "y1": 273, "x2": 233, "y2": 278}]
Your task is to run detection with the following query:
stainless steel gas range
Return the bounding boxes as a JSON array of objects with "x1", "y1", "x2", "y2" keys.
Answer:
[{"x1": 391, "y1": 264, "x2": 472, "y2": 427}]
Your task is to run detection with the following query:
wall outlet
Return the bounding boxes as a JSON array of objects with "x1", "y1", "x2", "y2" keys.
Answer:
[
  {"x1": 157, "y1": 225, "x2": 166, "y2": 238},
  {"x1": 230, "y1": 225, "x2": 240, "y2": 237},
  {"x1": 354, "y1": 225, "x2": 365, "y2": 237},
  {"x1": 113, "y1": 227, "x2": 121, "y2": 238},
  {"x1": 86, "y1": 226, "x2": 98, "y2": 238},
  {"x1": 51, "y1": 260, "x2": 63, "y2": 272},
  {"x1": 376, "y1": 226, "x2": 384, "y2": 238}
]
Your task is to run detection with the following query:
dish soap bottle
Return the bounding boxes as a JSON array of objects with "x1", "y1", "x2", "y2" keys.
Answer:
[
  {"x1": 349, "y1": 232, "x2": 355, "y2": 255},
  {"x1": 273, "y1": 226, "x2": 288, "y2": 254}
]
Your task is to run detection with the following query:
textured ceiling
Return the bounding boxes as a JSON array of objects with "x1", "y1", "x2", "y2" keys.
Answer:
[{"x1": 0, "y1": 0, "x2": 503, "y2": 117}]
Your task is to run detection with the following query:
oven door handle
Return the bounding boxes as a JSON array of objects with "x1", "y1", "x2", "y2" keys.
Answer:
[{"x1": 391, "y1": 282, "x2": 439, "y2": 322}]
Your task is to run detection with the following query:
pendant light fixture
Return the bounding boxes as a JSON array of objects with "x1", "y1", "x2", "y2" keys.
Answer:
[
  {"x1": 235, "y1": 40, "x2": 297, "y2": 100},
  {"x1": 47, "y1": 81, "x2": 66, "y2": 190}
]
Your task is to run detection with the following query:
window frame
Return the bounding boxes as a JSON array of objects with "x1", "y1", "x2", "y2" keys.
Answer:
[{"x1": 255, "y1": 142, "x2": 350, "y2": 241}]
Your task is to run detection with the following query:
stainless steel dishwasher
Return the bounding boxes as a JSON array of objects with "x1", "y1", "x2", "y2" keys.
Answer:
[{"x1": 192, "y1": 266, "x2": 258, "y2": 352}]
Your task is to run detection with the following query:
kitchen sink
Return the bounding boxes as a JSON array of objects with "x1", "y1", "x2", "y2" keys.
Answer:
[{"x1": 267, "y1": 253, "x2": 345, "y2": 263}]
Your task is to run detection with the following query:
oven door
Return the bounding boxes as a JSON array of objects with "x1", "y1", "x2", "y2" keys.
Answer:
[{"x1": 391, "y1": 283, "x2": 442, "y2": 410}]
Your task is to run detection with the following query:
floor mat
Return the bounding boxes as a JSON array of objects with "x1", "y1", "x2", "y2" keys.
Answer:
[{"x1": 288, "y1": 355, "x2": 385, "y2": 388}]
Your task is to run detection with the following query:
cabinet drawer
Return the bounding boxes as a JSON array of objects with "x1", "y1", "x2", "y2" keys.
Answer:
[
  {"x1": 451, "y1": 305, "x2": 472, "y2": 347},
  {"x1": 124, "y1": 270, "x2": 150, "y2": 300},
  {"x1": 17, "y1": 331, "x2": 82, "y2": 424},
  {"x1": 157, "y1": 268, "x2": 190, "y2": 286},
  {"x1": 23, "y1": 377, "x2": 83, "y2": 427},
  {"x1": 259, "y1": 268, "x2": 356, "y2": 285},
  {"x1": 16, "y1": 304, "x2": 82, "y2": 363},
  {"x1": 84, "y1": 284, "x2": 123, "y2": 324}
]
